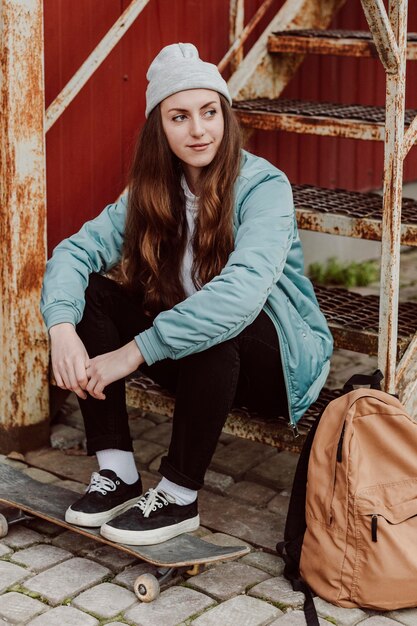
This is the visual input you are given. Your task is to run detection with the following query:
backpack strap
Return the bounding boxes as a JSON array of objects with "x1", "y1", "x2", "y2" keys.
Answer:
[
  {"x1": 276, "y1": 414, "x2": 324, "y2": 626},
  {"x1": 343, "y1": 369, "x2": 383, "y2": 393},
  {"x1": 292, "y1": 578, "x2": 321, "y2": 626}
]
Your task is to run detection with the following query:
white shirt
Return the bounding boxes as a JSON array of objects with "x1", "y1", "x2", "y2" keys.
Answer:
[{"x1": 180, "y1": 175, "x2": 199, "y2": 297}]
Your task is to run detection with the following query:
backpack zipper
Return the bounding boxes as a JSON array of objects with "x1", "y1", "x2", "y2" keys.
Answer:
[
  {"x1": 371, "y1": 514, "x2": 378, "y2": 542},
  {"x1": 336, "y1": 422, "x2": 346, "y2": 462}
]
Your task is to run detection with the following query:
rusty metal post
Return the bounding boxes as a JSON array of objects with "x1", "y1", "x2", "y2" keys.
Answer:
[
  {"x1": 229, "y1": 0, "x2": 244, "y2": 73},
  {"x1": 360, "y1": 0, "x2": 400, "y2": 73},
  {"x1": 0, "y1": 0, "x2": 50, "y2": 452},
  {"x1": 378, "y1": 0, "x2": 408, "y2": 392}
]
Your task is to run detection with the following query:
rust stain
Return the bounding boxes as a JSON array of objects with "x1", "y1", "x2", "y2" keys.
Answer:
[
  {"x1": 234, "y1": 109, "x2": 384, "y2": 141},
  {"x1": 1, "y1": 0, "x2": 49, "y2": 437}
]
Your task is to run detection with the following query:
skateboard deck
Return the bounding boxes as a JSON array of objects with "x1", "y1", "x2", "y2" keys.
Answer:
[{"x1": 0, "y1": 464, "x2": 249, "y2": 567}]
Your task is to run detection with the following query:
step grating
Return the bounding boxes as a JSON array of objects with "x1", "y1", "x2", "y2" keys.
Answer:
[
  {"x1": 315, "y1": 285, "x2": 417, "y2": 356},
  {"x1": 233, "y1": 98, "x2": 417, "y2": 126},
  {"x1": 272, "y1": 29, "x2": 417, "y2": 41},
  {"x1": 293, "y1": 185, "x2": 417, "y2": 224},
  {"x1": 268, "y1": 30, "x2": 417, "y2": 60}
]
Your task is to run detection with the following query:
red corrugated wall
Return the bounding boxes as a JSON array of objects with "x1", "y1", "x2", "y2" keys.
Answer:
[{"x1": 44, "y1": 0, "x2": 417, "y2": 253}]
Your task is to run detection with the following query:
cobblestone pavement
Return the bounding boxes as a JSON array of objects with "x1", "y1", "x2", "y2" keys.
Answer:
[{"x1": 0, "y1": 250, "x2": 415, "y2": 625}]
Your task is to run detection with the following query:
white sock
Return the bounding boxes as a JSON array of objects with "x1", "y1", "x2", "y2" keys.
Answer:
[
  {"x1": 96, "y1": 449, "x2": 139, "y2": 485},
  {"x1": 157, "y1": 477, "x2": 197, "y2": 505}
]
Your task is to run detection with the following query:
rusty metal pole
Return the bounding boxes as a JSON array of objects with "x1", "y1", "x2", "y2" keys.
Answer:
[
  {"x1": 0, "y1": 0, "x2": 50, "y2": 452},
  {"x1": 378, "y1": 0, "x2": 408, "y2": 392},
  {"x1": 229, "y1": 0, "x2": 244, "y2": 73}
]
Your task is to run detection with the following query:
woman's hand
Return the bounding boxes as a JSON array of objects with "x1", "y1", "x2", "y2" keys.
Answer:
[
  {"x1": 49, "y1": 323, "x2": 90, "y2": 399},
  {"x1": 85, "y1": 340, "x2": 145, "y2": 400}
]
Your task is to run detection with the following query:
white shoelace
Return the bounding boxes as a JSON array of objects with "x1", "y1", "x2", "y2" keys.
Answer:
[
  {"x1": 134, "y1": 488, "x2": 174, "y2": 518},
  {"x1": 86, "y1": 472, "x2": 117, "y2": 496}
]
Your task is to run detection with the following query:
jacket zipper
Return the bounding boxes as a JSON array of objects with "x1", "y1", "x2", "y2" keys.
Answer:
[{"x1": 263, "y1": 303, "x2": 297, "y2": 434}]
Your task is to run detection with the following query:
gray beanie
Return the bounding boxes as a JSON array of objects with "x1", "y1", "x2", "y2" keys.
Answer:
[{"x1": 145, "y1": 43, "x2": 232, "y2": 117}]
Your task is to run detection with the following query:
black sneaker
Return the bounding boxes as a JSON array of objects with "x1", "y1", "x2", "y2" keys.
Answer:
[
  {"x1": 100, "y1": 488, "x2": 199, "y2": 545},
  {"x1": 65, "y1": 469, "x2": 142, "y2": 527}
]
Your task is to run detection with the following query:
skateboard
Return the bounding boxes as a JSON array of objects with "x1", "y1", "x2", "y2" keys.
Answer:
[{"x1": 0, "y1": 465, "x2": 249, "y2": 602}]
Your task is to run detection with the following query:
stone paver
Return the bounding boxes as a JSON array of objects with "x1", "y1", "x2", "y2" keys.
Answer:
[
  {"x1": 248, "y1": 577, "x2": 305, "y2": 609},
  {"x1": 187, "y1": 561, "x2": 270, "y2": 601},
  {"x1": 22, "y1": 467, "x2": 58, "y2": 484},
  {"x1": 58, "y1": 408, "x2": 85, "y2": 431},
  {"x1": 241, "y1": 551, "x2": 285, "y2": 576},
  {"x1": 25, "y1": 448, "x2": 97, "y2": 484},
  {"x1": 0, "y1": 456, "x2": 28, "y2": 470},
  {"x1": 204, "y1": 470, "x2": 234, "y2": 495},
  {"x1": 0, "y1": 561, "x2": 28, "y2": 593},
  {"x1": 148, "y1": 452, "x2": 166, "y2": 472},
  {"x1": 314, "y1": 597, "x2": 367, "y2": 625},
  {"x1": 72, "y1": 582, "x2": 136, "y2": 619},
  {"x1": 358, "y1": 618, "x2": 404, "y2": 626},
  {"x1": 124, "y1": 585, "x2": 215, "y2": 626},
  {"x1": 24, "y1": 557, "x2": 110, "y2": 605},
  {"x1": 138, "y1": 470, "x2": 159, "y2": 492},
  {"x1": 114, "y1": 562, "x2": 157, "y2": 590},
  {"x1": 50, "y1": 424, "x2": 85, "y2": 450},
  {"x1": 129, "y1": 417, "x2": 155, "y2": 438},
  {"x1": 2, "y1": 526, "x2": 44, "y2": 549},
  {"x1": 52, "y1": 530, "x2": 100, "y2": 554},
  {"x1": 0, "y1": 544, "x2": 12, "y2": 557},
  {"x1": 27, "y1": 605, "x2": 99, "y2": 625},
  {"x1": 141, "y1": 423, "x2": 173, "y2": 448},
  {"x1": 202, "y1": 532, "x2": 251, "y2": 549},
  {"x1": 82, "y1": 544, "x2": 137, "y2": 573},
  {"x1": 191, "y1": 594, "x2": 282, "y2": 625},
  {"x1": 52, "y1": 479, "x2": 86, "y2": 494},
  {"x1": 210, "y1": 440, "x2": 276, "y2": 480},
  {"x1": 387, "y1": 608, "x2": 417, "y2": 625},
  {"x1": 10, "y1": 544, "x2": 72, "y2": 572},
  {"x1": 133, "y1": 439, "x2": 165, "y2": 466},
  {"x1": 226, "y1": 480, "x2": 276, "y2": 507},
  {"x1": 0, "y1": 591, "x2": 47, "y2": 623},
  {"x1": 144, "y1": 410, "x2": 171, "y2": 424},
  {"x1": 267, "y1": 493, "x2": 290, "y2": 515},
  {"x1": 246, "y1": 451, "x2": 298, "y2": 491},
  {"x1": 199, "y1": 490, "x2": 285, "y2": 551},
  {"x1": 268, "y1": 610, "x2": 329, "y2": 625}
]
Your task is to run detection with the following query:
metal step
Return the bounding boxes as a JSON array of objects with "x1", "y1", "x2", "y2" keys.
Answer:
[
  {"x1": 126, "y1": 372, "x2": 341, "y2": 452},
  {"x1": 293, "y1": 184, "x2": 417, "y2": 246},
  {"x1": 268, "y1": 29, "x2": 417, "y2": 59},
  {"x1": 315, "y1": 284, "x2": 417, "y2": 357},
  {"x1": 233, "y1": 98, "x2": 417, "y2": 141}
]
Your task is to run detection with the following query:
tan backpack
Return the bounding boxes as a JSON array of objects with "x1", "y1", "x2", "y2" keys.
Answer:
[{"x1": 278, "y1": 371, "x2": 417, "y2": 620}]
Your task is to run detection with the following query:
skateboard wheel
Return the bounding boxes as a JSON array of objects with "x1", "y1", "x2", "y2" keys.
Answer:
[
  {"x1": 186, "y1": 564, "x2": 201, "y2": 576},
  {"x1": 0, "y1": 514, "x2": 8, "y2": 538},
  {"x1": 134, "y1": 573, "x2": 160, "y2": 602}
]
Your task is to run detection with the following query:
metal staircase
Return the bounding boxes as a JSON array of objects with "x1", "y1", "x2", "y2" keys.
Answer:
[
  {"x1": 228, "y1": 0, "x2": 417, "y2": 419},
  {"x1": 2, "y1": 0, "x2": 415, "y2": 453}
]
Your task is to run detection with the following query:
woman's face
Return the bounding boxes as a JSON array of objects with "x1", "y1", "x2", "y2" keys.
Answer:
[{"x1": 160, "y1": 89, "x2": 224, "y2": 189}]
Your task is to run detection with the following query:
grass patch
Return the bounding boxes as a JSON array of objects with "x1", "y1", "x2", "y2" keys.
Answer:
[{"x1": 309, "y1": 257, "x2": 378, "y2": 288}]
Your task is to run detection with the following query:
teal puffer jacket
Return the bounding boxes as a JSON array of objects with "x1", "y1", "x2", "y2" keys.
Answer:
[{"x1": 41, "y1": 150, "x2": 333, "y2": 428}]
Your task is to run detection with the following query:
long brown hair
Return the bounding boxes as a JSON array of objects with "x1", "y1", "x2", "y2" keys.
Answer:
[{"x1": 121, "y1": 94, "x2": 242, "y2": 317}]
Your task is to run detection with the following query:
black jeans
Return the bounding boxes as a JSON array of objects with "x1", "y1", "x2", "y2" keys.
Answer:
[{"x1": 76, "y1": 273, "x2": 289, "y2": 490}]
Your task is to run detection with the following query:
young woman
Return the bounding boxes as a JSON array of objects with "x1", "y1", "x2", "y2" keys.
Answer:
[{"x1": 41, "y1": 43, "x2": 333, "y2": 546}]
